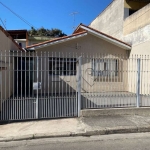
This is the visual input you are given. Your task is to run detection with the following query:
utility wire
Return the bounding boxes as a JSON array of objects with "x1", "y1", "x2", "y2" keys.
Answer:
[
  {"x1": 0, "y1": 1, "x2": 36, "y2": 29},
  {"x1": 0, "y1": 17, "x2": 6, "y2": 30}
]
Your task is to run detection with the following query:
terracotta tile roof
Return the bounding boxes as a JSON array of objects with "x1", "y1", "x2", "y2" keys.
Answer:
[
  {"x1": 26, "y1": 31, "x2": 87, "y2": 49},
  {"x1": 73, "y1": 23, "x2": 131, "y2": 47},
  {"x1": 27, "y1": 23, "x2": 131, "y2": 50},
  {"x1": 73, "y1": 23, "x2": 82, "y2": 33},
  {"x1": 0, "y1": 26, "x2": 24, "y2": 51}
]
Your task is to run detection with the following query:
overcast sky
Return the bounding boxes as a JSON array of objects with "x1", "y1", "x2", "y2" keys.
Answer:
[{"x1": 0, "y1": 0, "x2": 112, "y2": 35}]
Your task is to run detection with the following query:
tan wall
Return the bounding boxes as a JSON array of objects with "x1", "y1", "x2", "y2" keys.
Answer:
[
  {"x1": 0, "y1": 31, "x2": 20, "y2": 51},
  {"x1": 124, "y1": 3, "x2": 150, "y2": 35},
  {"x1": 0, "y1": 64, "x2": 13, "y2": 99},
  {"x1": 130, "y1": 40, "x2": 150, "y2": 55},
  {"x1": 127, "y1": 54, "x2": 150, "y2": 95},
  {"x1": 34, "y1": 34, "x2": 128, "y2": 95},
  {"x1": 127, "y1": 40, "x2": 150, "y2": 95},
  {"x1": 35, "y1": 57, "x2": 128, "y2": 95},
  {"x1": 80, "y1": 57, "x2": 128, "y2": 93},
  {"x1": 0, "y1": 30, "x2": 20, "y2": 112},
  {"x1": 0, "y1": 62, "x2": 14, "y2": 113},
  {"x1": 89, "y1": 0, "x2": 124, "y2": 39}
]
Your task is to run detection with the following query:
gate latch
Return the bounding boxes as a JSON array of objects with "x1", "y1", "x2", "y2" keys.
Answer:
[{"x1": 33, "y1": 82, "x2": 41, "y2": 90}]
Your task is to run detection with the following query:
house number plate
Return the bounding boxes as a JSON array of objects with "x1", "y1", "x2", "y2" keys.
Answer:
[{"x1": 33, "y1": 82, "x2": 41, "y2": 90}]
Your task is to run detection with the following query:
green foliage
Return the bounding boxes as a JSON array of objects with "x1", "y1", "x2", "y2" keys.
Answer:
[{"x1": 28, "y1": 27, "x2": 67, "y2": 37}]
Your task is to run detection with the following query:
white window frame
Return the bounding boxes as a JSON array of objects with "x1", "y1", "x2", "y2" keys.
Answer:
[{"x1": 92, "y1": 59, "x2": 118, "y2": 77}]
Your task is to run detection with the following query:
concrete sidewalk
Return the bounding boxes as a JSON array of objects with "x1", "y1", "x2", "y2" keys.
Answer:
[{"x1": 1, "y1": 114, "x2": 150, "y2": 142}]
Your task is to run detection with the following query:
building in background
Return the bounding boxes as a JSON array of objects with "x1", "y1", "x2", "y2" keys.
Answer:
[
  {"x1": 7, "y1": 29, "x2": 53, "y2": 48},
  {"x1": 89, "y1": 0, "x2": 150, "y2": 55},
  {"x1": 7, "y1": 29, "x2": 28, "y2": 48}
]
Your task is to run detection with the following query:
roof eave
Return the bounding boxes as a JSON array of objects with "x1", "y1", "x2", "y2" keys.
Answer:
[
  {"x1": 80, "y1": 26, "x2": 131, "y2": 50},
  {"x1": 27, "y1": 32, "x2": 88, "y2": 51}
]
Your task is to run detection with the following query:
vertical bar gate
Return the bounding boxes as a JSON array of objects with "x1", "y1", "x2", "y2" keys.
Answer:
[{"x1": 0, "y1": 51, "x2": 79, "y2": 122}]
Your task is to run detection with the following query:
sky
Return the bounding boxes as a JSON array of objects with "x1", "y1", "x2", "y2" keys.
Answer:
[{"x1": 0, "y1": 0, "x2": 113, "y2": 35}]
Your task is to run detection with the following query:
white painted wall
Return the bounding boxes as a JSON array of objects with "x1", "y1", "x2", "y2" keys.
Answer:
[{"x1": 15, "y1": 39, "x2": 26, "y2": 48}]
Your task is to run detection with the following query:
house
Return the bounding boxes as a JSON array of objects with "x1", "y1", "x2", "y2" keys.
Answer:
[
  {"x1": 26, "y1": 24, "x2": 132, "y2": 108},
  {"x1": 1, "y1": 1, "x2": 149, "y2": 121},
  {"x1": 7, "y1": 29, "x2": 54, "y2": 48},
  {"x1": 7, "y1": 29, "x2": 28, "y2": 48},
  {"x1": 89, "y1": 0, "x2": 150, "y2": 55},
  {"x1": 0, "y1": 26, "x2": 24, "y2": 115}
]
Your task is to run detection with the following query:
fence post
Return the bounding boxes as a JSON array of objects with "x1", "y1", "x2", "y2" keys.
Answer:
[
  {"x1": 77, "y1": 56, "x2": 82, "y2": 117},
  {"x1": 36, "y1": 56, "x2": 39, "y2": 119},
  {"x1": 136, "y1": 58, "x2": 141, "y2": 108}
]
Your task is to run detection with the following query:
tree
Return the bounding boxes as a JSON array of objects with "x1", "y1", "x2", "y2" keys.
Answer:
[
  {"x1": 29, "y1": 27, "x2": 37, "y2": 36},
  {"x1": 28, "y1": 27, "x2": 67, "y2": 37}
]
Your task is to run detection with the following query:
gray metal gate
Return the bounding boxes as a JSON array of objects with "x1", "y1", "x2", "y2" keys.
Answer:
[{"x1": 0, "y1": 51, "x2": 79, "y2": 121}]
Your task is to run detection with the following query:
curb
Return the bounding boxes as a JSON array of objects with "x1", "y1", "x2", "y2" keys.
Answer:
[{"x1": 1, "y1": 126, "x2": 150, "y2": 142}]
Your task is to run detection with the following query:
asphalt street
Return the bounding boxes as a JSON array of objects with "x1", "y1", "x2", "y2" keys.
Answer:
[{"x1": 0, "y1": 132, "x2": 150, "y2": 150}]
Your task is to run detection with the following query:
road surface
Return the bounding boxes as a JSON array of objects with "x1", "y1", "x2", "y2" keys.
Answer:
[{"x1": 0, "y1": 132, "x2": 150, "y2": 150}]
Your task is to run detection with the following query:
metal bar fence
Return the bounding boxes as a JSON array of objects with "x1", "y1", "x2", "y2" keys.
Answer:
[
  {"x1": 80, "y1": 54, "x2": 150, "y2": 109},
  {"x1": 0, "y1": 51, "x2": 150, "y2": 122}
]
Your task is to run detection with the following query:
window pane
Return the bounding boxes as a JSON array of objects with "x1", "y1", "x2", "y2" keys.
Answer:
[
  {"x1": 92, "y1": 59, "x2": 119, "y2": 77},
  {"x1": 49, "y1": 57, "x2": 76, "y2": 75}
]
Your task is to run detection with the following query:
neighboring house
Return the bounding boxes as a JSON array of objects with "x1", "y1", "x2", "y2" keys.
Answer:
[
  {"x1": 0, "y1": 27, "x2": 23, "y2": 51},
  {"x1": 7, "y1": 29, "x2": 54, "y2": 48},
  {"x1": 26, "y1": 24, "x2": 131, "y2": 95},
  {"x1": 0, "y1": 26, "x2": 24, "y2": 113},
  {"x1": 7, "y1": 29, "x2": 28, "y2": 48},
  {"x1": 89, "y1": 0, "x2": 150, "y2": 55}
]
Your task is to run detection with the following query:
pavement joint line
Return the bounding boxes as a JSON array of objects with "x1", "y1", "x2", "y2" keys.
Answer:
[{"x1": 1, "y1": 126, "x2": 150, "y2": 143}]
